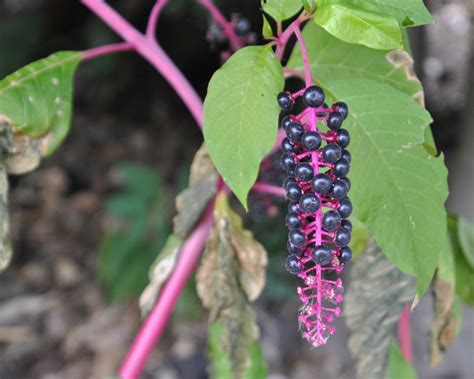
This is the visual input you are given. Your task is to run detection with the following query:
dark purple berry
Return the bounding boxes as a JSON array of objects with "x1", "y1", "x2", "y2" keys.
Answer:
[
  {"x1": 235, "y1": 17, "x2": 251, "y2": 36},
  {"x1": 289, "y1": 229, "x2": 306, "y2": 247},
  {"x1": 288, "y1": 202, "x2": 299, "y2": 213},
  {"x1": 336, "y1": 129, "x2": 350, "y2": 148},
  {"x1": 333, "y1": 158, "x2": 350, "y2": 178},
  {"x1": 281, "y1": 115, "x2": 293, "y2": 132},
  {"x1": 334, "y1": 102, "x2": 349, "y2": 120},
  {"x1": 286, "y1": 182, "x2": 302, "y2": 203},
  {"x1": 322, "y1": 143, "x2": 342, "y2": 163},
  {"x1": 303, "y1": 86, "x2": 325, "y2": 108},
  {"x1": 280, "y1": 152, "x2": 296, "y2": 172},
  {"x1": 301, "y1": 131, "x2": 322, "y2": 151},
  {"x1": 287, "y1": 121, "x2": 305, "y2": 143},
  {"x1": 287, "y1": 240, "x2": 302, "y2": 255},
  {"x1": 311, "y1": 173, "x2": 332, "y2": 195},
  {"x1": 340, "y1": 176, "x2": 351, "y2": 191},
  {"x1": 331, "y1": 179, "x2": 349, "y2": 200},
  {"x1": 335, "y1": 227, "x2": 351, "y2": 247},
  {"x1": 281, "y1": 138, "x2": 297, "y2": 153},
  {"x1": 283, "y1": 176, "x2": 296, "y2": 190},
  {"x1": 299, "y1": 193, "x2": 320, "y2": 213},
  {"x1": 327, "y1": 112, "x2": 343, "y2": 130},
  {"x1": 277, "y1": 92, "x2": 294, "y2": 112},
  {"x1": 286, "y1": 255, "x2": 303, "y2": 274},
  {"x1": 337, "y1": 198, "x2": 352, "y2": 218},
  {"x1": 322, "y1": 210, "x2": 341, "y2": 232},
  {"x1": 294, "y1": 163, "x2": 314, "y2": 182},
  {"x1": 341, "y1": 219, "x2": 352, "y2": 232},
  {"x1": 341, "y1": 149, "x2": 352, "y2": 163},
  {"x1": 286, "y1": 212, "x2": 301, "y2": 229},
  {"x1": 312, "y1": 245, "x2": 332, "y2": 265},
  {"x1": 340, "y1": 246, "x2": 352, "y2": 263}
]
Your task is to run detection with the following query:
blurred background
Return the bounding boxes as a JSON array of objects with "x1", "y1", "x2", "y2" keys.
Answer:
[{"x1": 0, "y1": 0, "x2": 472, "y2": 378}]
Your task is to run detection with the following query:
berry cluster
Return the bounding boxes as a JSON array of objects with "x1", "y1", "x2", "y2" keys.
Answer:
[{"x1": 278, "y1": 85, "x2": 352, "y2": 347}]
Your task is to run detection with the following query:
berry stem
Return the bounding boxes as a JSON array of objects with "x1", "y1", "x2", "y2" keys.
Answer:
[
  {"x1": 118, "y1": 203, "x2": 215, "y2": 379},
  {"x1": 82, "y1": 42, "x2": 135, "y2": 61},
  {"x1": 81, "y1": 0, "x2": 204, "y2": 128},
  {"x1": 146, "y1": 0, "x2": 168, "y2": 39},
  {"x1": 398, "y1": 305, "x2": 413, "y2": 364},
  {"x1": 252, "y1": 181, "x2": 286, "y2": 197},
  {"x1": 197, "y1": 0, "x2": 243, "y2": 51}
]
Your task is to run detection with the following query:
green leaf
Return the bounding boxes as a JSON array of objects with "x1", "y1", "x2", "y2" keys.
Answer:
[
  {"x1": 458, "y1": 217, "x2": 474, "y2": 269},
  {"x1": 208, "y1": 324, "x2": 233, "y2": 379},
  {"x1": 386, "y1": 340, "x2": 417, "y2": 379},
  {"x1": 287, "y1": 23, "x2": 422, "y2": 97},
  {"x1": 261, "y1": 0, "x2": 302, "y2": 22},
  {"x1": 242, "y1": 342, "x2": 268, "y2": 379},
  {"x1": 203, "y1": 46, "x2": 284, "y2": 208},
  {"x1": 0, "y1": 51, "x2": 82, "y2": 153},
  {"x1": 262, "y1": 15, "x2": 273, "y2": 39},
  {"x1": 314, "y1": 2, "x2": 402, "y2": 50},
  {"x1": 300, "y1": 0, "x2": 315, "y2": 13},
  {"x1": 349, "y1": 217, "x2": 370, "y2": 259}
]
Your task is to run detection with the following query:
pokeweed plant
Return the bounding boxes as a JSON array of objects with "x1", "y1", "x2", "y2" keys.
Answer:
[{"x1": 0, "y1": 1, "x2": 473, "y2": 379}]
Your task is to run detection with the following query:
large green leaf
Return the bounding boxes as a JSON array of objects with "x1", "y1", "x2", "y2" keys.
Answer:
[
  {"x1": 314, "y1": 1, "x2": 402, "y2": 50},
  {"x1": 0, "y1": 51, "x2": 81, "y2": 153},
  {"x1": 287, "y1": 23, "x2": 422, "y2": 97},
  {"x1": 261, "y1": 0, "x2": 302, "y2": 22},
  {"x1": 203, "y1": 46, "x2": 284, "y2": 208},
  {"x1": 458, "y1": 216, "x2": 474, "y2": 269},
  {"x1": 385, "y1": 340, "x2": 417, "y2": 379}
]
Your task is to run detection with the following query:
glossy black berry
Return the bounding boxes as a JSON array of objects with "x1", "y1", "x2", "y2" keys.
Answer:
[
  {"x1": 333, "y1": 158, "x2": 350, "y2": 178},
  {"x1": 340, "y1": 246, "x2": 352, "y2": 263},
  {"x1": 287, "y1": 240, "x2": 302, "y2": 255},
  {"x1": 299, "y1": 193, "x2": 320, "y2": 213},
  {"x1": 286, "y1": 212, "x2": 301, "y2": 229},
  {"x1": 289, "y1": 229, "x2": 306, "y2": 247},
  {"x1": 312, "y1": 245, "x2": 332, "y2": 265},
  {"x1": 302, "y1": 86, "x2": 325, "y2": 108},
  {"x1": 280, "y1": 152, "x2": 296, "y2": 172},
  {"x1": 341, "y1": 219, "x2": 352, "y2": 232},
  {"x1": 286, "y1": 182, "x2": 302, "y2": 203},
  {"x1": 335, "y1": 227, "x2": 351, "y2": 247},
  {"x1": 336, "y1": 129, "x2": 350, "y2": 148},
  {"x1": 235, "y1": 17, "x2": 251, "y2": 36},
  {"x1": 301, "y1": 131, "x2": 322, "y2": 151},
  {"x1": 288, "y1": 202, "x2": 299, "y2": 213},
  {"x1": 277, "y1": 92, "x2": 294, "y2": 112},
  {"x1": 327, "y1": 112, "x2": 343, "y2": 130},
  {"x1": 311, "y1": 173, "x2": 332, "y2": 195},
  {"x1": 334, "y1": 102, "x2": 349, "y2": 120},
  {"x1": 295, "y1": 163, "x2": 314, "y2": 182},
  {"x1": 287, "y1": 121, "x2": 305, "y2": 143},
  {"x1": 341, "y1": 149, "x2": 352, "y2": 163},
  {"x1": 322, "y1": 143, "x2": 342, "y2": 163},
  {"x1": 340, "y1": 176, "x2": 351, "y2": 191},
  {"x1": 322, "y1": 210, "x2": 341, "y2": 232},
  {"x1": 285, "y1": 255, "x2": 303, "y2": 274},
  {"x1": 331, "y1": 179, "x2": 349, "y2": 200},
  {"x1": 281, "y1": 115, "x2": 293, "y2": 132},
  {"x1": 283, "y1": 176, "x2": 296, "y2": 190},
  {"x1": 207, "y1": 25, "x2": 226, "y2": 44},
  {"x1": 337, "y1": 198, "x2": 353, "y2": 219},
  {"x1": 281, "y1": 138, "x2": 297, "y2": 153}
]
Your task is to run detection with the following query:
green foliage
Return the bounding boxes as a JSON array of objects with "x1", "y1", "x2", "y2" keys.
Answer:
[
  {"x1": 262, "y1": 15, "x2": 273, "y2": 39},
  {"x1": 261, "y1": 0, "x2": 302, "y2": 22},
  {"x1": 385, "y1": 341, "x2": 417, "y2": 379},
  {"x1": 289, "y1": 23, "x2": 448, "y2": 296},
  {"x1": 203, "y1": 46, "x2": 284, "y2": 208},
  {"x1": 314, "y1": 1, "x2": 402, "y2": 50},
  {"x1": 0, "y1": 51, "x2": 82, "y2": 153},
  {"x1": 458, "y1": 217, "x2": 474, "y2": 269},
  {"x1": 349, "y1": 217, "x2": 369, "y2": 259},
  {"x1": 448, "y1": 215, "x2": 474, "y2": 306},
  {"x1": 98, "y1": 163, "x2": 169, "y2": 301}
]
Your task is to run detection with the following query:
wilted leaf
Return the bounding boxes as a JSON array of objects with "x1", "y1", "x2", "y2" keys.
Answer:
[
  {"x1": 345, "y1": 240, "x2": 416, "y2": 379},
  {"x1": 0, "y1": 164, "x2": 12, "y2": 271},
  {"x1": 197, "y1": 193, "x2": 267, "y2": 378},
  {"x1": 385, "y1": 340, "x2": 417, "y2": 379}
]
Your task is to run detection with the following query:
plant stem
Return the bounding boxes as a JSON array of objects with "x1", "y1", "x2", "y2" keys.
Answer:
[
  {"x1": 146, "y1": 0, "x2": 168, "y2": 39},
  {"x1": 118, "y1": 203, "x2": 215, "y2": 379},
  {"x1": 252, "y1": 182, "x2": 285, "y2": 197},
  {"x1": 197, "y1": 0, "x2": 243, "y2": 51},
  {"x1": 83, "y1": 42, "x2": 135, "y2": 61},
  {"x1": 81, "y1": 0, "x2": 203, "y2": 128},
  {"x1": 398, "y1": 305, "x2": 413, "y2": 364}
]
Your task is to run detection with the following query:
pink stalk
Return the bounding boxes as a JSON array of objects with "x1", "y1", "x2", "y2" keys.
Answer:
[
  {"x1": 146, "y1": 0, "x2": 168, "y2": 38},
  {"x1": 197, "y1": 0, "x2": 243, "y2": 51},
  {"x1": 118, "y1": 204, "x2": 215, "y2": 379},
  {"x1": 398, "y1": 305, "x2": 413, "y2": 364},
  {"x1": 81, "y1": 0, "x2": 203, "y2": 128},
  {"x1": 252, "y1": 181, "x2": 286, "y2": 197},
  {"x1": 83, "y1": 42, "x2": 134, "y2": 61}
]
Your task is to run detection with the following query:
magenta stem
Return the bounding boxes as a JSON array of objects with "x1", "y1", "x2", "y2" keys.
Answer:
[
  {"x1": 252, "y1": 182, "x2": 286, "y2": 197},
  {"x1": 118, "y1": 204, "x2": 215, "y2": 379},
  {"x1": 81, "y1": 0, "x2": 203, "y2": 128},
  {"x1": 197, "y1": 0, "x2": 243, "y2": 51},
  {"x1": 146, "y1": 0, "x2": 168, "y2": 38},
  {"x1": 82, "y1": 42, "x2": 135, "y2": 61},
  {"x1": 398, "y1": 305, "x2": 413, "y2": 364}
]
